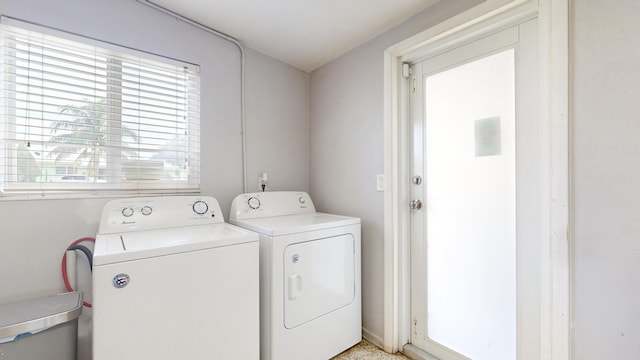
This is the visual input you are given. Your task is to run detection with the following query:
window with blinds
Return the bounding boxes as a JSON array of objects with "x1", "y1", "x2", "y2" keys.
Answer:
[{"x1": 0, "y1": 17, "x2": 201, "y2": 198}]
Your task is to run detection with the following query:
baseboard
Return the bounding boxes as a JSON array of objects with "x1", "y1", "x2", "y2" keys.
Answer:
[
  {"x1": 402, "y1": 344, "x2": 440, "y2": 360},
  {"x1": 361, "y1": 327, "x2": 438, "y2": 360},
  {"x1": 361, "y1": 327, "x2": 384, "y2": 349}
]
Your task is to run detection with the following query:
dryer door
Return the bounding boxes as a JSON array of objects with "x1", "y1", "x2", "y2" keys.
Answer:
[{"x1": 283, "y1": 234, "x2": 355, "y2": 329}]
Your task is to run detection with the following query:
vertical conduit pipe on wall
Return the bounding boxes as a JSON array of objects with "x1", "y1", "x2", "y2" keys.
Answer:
[
  {"x1": 65, "y1": 250, "x2": 77, "y2": 289},
  {"x1": 136, "y1": 0, "x2": 249, "y2": 193}
]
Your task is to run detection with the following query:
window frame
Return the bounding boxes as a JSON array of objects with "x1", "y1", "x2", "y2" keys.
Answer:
[{"x1": 0, "y1": 17, "x2": 201, "y2": 200}]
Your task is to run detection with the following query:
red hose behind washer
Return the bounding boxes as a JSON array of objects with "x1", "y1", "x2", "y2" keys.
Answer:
[{"x1": 61, "y1": 237, "x2": 95, "y2": 308}]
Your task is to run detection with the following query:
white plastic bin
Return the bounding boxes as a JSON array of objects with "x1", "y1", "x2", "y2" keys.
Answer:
[{"x1": 0, "y1": 292, "x2": 82, "y2": 360}]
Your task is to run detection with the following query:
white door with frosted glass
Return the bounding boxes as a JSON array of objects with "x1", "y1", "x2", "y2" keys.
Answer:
[{"x1": 409, "y1": 19, "x2": 541, "y2": 360}]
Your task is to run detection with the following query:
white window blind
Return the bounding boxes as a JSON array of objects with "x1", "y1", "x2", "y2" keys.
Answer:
[{"x1": 0, "y1": 17, "x2": 201, "y2": 199}]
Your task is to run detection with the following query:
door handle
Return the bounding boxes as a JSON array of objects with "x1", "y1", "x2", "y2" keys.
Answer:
[
  {"x1": 288, "y1": 274, "x2": 302, "y2": 300},
  {"x1": 410, "y1": 199, "x2": 422, "y2": 210}
]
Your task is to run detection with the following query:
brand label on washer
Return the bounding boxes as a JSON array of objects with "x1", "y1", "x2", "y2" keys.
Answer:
[
  {"x1": 112, "y1": 273, "x2": 130, "y2": 288},
  {"x1": 292, "y1": 254, "x2": 300, "y2": 263}
]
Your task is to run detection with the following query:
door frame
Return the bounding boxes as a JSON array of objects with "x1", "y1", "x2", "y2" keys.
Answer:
[{"x1": 382, "y1": 0, "x2": 570, "y2": 359}]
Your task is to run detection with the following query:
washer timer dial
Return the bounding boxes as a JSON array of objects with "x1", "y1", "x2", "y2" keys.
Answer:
[
  {"x1": 247, "y1": 197, "x2": 261, "y2": 210},
  {"x1": 192, "y1": 200, "x2": 209, "y2": 215},
  {"x1": 121, "y1": 207, "x2": 135, "y2": 217}
]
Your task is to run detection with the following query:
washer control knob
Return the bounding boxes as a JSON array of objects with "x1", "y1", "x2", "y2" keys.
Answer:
[
  {"x1": 298, "y1": 196, "x2": 306, "y2": 204},
  {"x1": 248, "y1": 197, "x2": 261, "y2": 210},
  {"x1": 192, "y1": 200, "x2": 209, "y2": 215},
  {"x1": 140, "y1": 206, "x2": 153, "y2": 216},
  {"x1": 122, "y1": 207, "x2": 135, "y2": 217}
]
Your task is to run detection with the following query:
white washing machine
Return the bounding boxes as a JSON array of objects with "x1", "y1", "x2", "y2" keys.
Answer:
[
  {"x1": 93, "y1": 196, "x2": 259, "y2": 360},
  {"x1": 229, "y1": 191, "x2": 361, "y2": 360}
]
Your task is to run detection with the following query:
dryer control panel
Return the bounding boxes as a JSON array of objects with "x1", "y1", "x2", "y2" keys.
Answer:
[
  {"x1": 98, "y1": 196, "x2": 224, "y2": 234},
  {"x1": 229, "y1": 191, "x2": 316, "y2": 220}
]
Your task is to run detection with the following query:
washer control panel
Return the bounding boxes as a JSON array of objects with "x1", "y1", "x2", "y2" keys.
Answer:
[
  {"x1": 229, "y1": 191, "x2": 316, "y2": 220},
  {"x1": 98, "y1": 196, "x2": 223, "y2": 235}
]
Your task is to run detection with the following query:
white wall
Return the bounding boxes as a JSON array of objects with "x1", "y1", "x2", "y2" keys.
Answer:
[
  {"x1": 0, "y1": 0, "x2": 308, "y2": 359},
  {"x1": 572, "y1": 0, "x2": 640, "y2": 358},
  {"x1": 246, "y1": 47, "x2": 310, "y2": 193},
  {"x1": 309, "y1": 0, "x2": 483, "y2": 344}
]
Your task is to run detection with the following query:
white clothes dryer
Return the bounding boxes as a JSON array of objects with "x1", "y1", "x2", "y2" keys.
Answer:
[
  {"x1": 93, "y1": 196, "x2": 259, "y2": 360},
  {"x1": 229, "y1": 191, "x2": 361, "y2": 360}
]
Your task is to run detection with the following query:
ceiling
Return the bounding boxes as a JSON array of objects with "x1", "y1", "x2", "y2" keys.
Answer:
[{"x1": 147, "y1": 0, "x2": 441, "y2": 72}]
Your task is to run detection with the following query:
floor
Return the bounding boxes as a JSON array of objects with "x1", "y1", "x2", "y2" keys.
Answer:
[{"x1": 331, "y1": 340, "x2": 411, "y2": 360}]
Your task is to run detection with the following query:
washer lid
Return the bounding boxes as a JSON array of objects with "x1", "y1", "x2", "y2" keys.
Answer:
[
  {"x1": 229, "y1": 212, "x2": 360, "y2": 236},
  {"x1": 93, "y1": 223, "x2": 257, "y2": 265}
]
